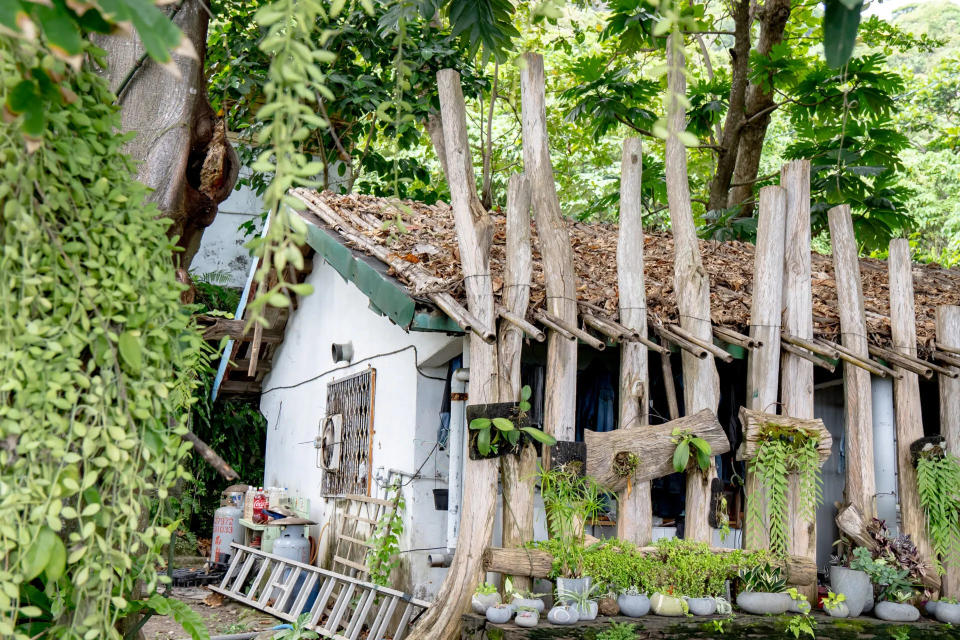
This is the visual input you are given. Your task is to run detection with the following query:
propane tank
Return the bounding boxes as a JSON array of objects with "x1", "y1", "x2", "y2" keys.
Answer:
[
  {"x1": 210, "y1": 485, "x2": 246, "y2": 564},
  {"x1": 269, "y1": 517, "x2": 315, "y2": 612}
]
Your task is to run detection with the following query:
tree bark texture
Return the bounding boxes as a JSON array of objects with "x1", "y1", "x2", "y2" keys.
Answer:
[
  {"x1": 406, "y1": 69, "x2": 499, "y2": 640},
  {"x1": 938, "y1": 305, "x2": 960, "y2": 598},
  {"x1": 520, "y1": 53, "x2": 578, "y2": 445},
  {"x1": 617, "y1": 137, "x2": 652, "y2": 544},
  {"x1": 665, "y1": 35, "x2": 720, "y2": 543},
  {"x1": 888, "y1": 239, "x2": 936, "y2": 574},
  {"x1": 498, "y1": 174, "x2": 536, "y2": 592},
  {"x1": 95, "y1": 0, "x2": 238, "y2": 271},
  {"x1": 828, "y1": 205, "x2": 876, "y2": 521}
]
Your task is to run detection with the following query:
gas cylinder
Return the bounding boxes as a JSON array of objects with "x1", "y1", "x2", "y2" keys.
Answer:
[
  {"x1": 269, "y1": 518, "x2": 315, "y2": 611},
  {"x1": 210, "y1": 485, "x2": 246, "y2": 564}
]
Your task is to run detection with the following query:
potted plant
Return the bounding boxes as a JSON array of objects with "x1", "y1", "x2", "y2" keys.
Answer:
[
  {"x1": 617, "y1": 586, "x2": 650, "y2": 618},
  {"x1": 875, "y1": 590, "x2": 920, "y2": 622},
  {"x1": 514, "y1": 605, "x2": 539, "y2": 628},
  {"x1": 934, "y1": 597, "x2": 960, "y2": 623},
  {"x1": 850, "y1": 548, "x2": 921, "y2": 622},
  {"x1": 786, "y1": 587, "x2": 811, "y2": 614},
  {"x1": 471, "y1": 581, "x2": 501, "y2": 615},
  {"x1": 546, "y1": 602, "x2": 580, "y2": 625},
  {"x1": 829, "y1": 547, "x2": 873, "y2": 617},
  {"x1": 485, "y1": 602, "x2": 514, "y2": 625},
  {"x1": 822, "y1": 591, "x2": 849, "y2": 618},
  {"x1": 598, "y1": 589, "x2": 620, "y2": 617},
  {"x1": 504, "y1": 577, "x2": 546, "y2": 613},
  {"x1": 466, "y1": 386, "x2": 556, "y2": 460},
  {"x1": 559, "y1": 582, "x2": 602, "y2": 621},
  {"x1": 735, "y1": 563, "x2": 791, "y2": 614},
  {"x1": 671, "y1": 428, "x2": 713, "y2": 475},
  {"x1": 650, "y1": 588, "x2": 688, "y2": 617}
]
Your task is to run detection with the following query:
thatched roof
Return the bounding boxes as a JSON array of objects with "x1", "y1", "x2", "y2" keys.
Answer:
[{"x1": 298, "y1": 190, "x2": 960, "y2": 353}]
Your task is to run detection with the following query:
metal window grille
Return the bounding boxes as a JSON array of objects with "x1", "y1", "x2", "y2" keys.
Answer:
[{"x1": 322, "y1": 368, "x2": 376, "y2": 496}]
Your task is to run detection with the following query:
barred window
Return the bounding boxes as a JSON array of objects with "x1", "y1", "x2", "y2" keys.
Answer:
[{"x1": 322, "y1": 368, "x2": 376, "y2": 496}]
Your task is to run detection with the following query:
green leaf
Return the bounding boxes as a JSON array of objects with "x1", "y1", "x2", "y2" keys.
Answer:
[
  {"x1": 469, "y1": 418, "x2": 491, "y2": 430},
  {"x1": 519, "y1": 401, "x2": 531, "y2": 412},
  {"x1": 6, "y1": 80, "x2": 38, "y2": 114},
  {"x1": 145, "y1": 594, "x2": 209, "y2": 640},
  {"x1": 21, "y1": 527, "x2": 57, "y2": 581},
  {"x1": 689, "y1": 437, "x2": 712, "y2": 456},
  {"x1": 520, "y1": 427, "x2": 557, "y2": 445},
  {"x1": 44, "y1": 532, "x2": 66, "y2": 581},
  {"x1": 0, "y1": 3, "x2": 26, "y2": 34},
  {"x1": 505, "y1": 429, "x2": 520, "y2": 446},
  {"x1": 695, "y1": 447, "x2": 711, "y2": 472},
  {"x1": 673, "y1": 443, "x2": 689, "y2": 473},
  {"x1": 492, "y1": 417, "x2": 514, "y2": 431},
  {"x1": 477, "y1": 426, "x2": 491, "y2": 456},
  {"x1": 31, "y1": 5, "x2": 84, "y2": 56},
  {"x1": 823, "y1": 0, "x2": 863, "y2": 68},
  {"x1": 520, "y1": 385, "x2": 532, "y2": 402},
  {"x1": 118, "y1": 332, "x2": 142, "y2": 374}
]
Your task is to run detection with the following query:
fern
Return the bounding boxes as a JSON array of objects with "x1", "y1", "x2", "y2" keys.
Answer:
[{"x1": 916, "y1": 451, "x2": 960, "y2": 570}]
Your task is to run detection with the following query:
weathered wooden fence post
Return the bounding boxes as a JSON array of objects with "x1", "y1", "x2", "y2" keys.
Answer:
[
  {"x1": 828, "y1": 205, "x2": 877, "y2": 520},
  {"x1": 938, "y1": 305, "x2": 960, "y2": 597},
  {"x1": 617, "y1": 137, "x2": 652, "y2": 544},
  {"x1": 498, "y1": 174, "x2": 536, "y2": 592},
  {"x1": 744, "y1": 184, "x2": 786, "y2": 551},
  {"x1": 519, "y1": 52, "x2": 578, "y2": 447},
  {"x1": 888, "y1": 239, "x2": 935, "y2": 573},
  {"x1": 664, "y1": 34, "x2": 719, "y2": 542}
]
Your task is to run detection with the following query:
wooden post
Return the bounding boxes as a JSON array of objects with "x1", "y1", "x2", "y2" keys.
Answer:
[
  {"x1": 938, "y1": 305, "x2": 960, "y2": 597},
  {"x1": 498, "y1": 174, "x2": 536, "y2": 592},
  {"x1": 744, "y1": 185, "x2": 786, "y2": 551},
  {"x1": 406, "y1": 69, "x2": 499, "y2": 640},
  {"x1": 664, "y1": 34, "x2": 719, "y2": 542},
  {"x1": 888, "y1": 239, "x2": 936, "y2": 574},
  {"x1": 828, "y1": 205, "x2": 876, "y2": 520},
  {"x1": 520, "y1": 53, "x2": 578, "y2": 445},
  {"x1": 617, "y1": 137, "x2": 651, "y2": 544}
]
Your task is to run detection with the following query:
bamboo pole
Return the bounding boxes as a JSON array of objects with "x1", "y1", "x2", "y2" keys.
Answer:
[
  {"x1": 713, "y1": 325, "x2": 758, "y2": 349},
  {"x1": 498, "y1": 174, "x2": 537, "y2": 593},
  {"x1": 655, "y1": 325, "x2": 708, "y2": 360},
  {"x1": 534, "y1": 311, "x2": 605, "y2": 350},
  {"x1": 582, "y1": 312, "x2": 628, "y2": 342},
  {"x1": 828, "y1": 204, "x2": 876, "y2": 520},
  {"x1": 520, "y1": 53, "x2": 579, "y2": 445},
  {"x1": 533, "y1": 311, "x2": 575, "y2": 341},
  {"x1": 781, "y1": 332, "x2": 840, "y2": 360},
  {"x1": 934, "y1": 350, "x2": 960, "y2": 369},
  {"x1": 616, "y1": 137, "x2": 652, "y2": 544},
  {"x1": 867, "y1": 344, "x2": 935, "y2": 379},
  {"x1": 660, "y1": 345, "x2": 681, "y2": 421},
  {"x1": 938, "y1": 305, "x2": 960, "y2": 598},
  {"x1": 887, "y1": 239, "x2": 936, "y2": 580},
  {"x1": 667, "y1": 323, "x2": 735, "y2": 363},
  {"x1": 782, "y1": 342, "x2": 836, "y2": 373},
  {"x1": 497, "y1": 306, "x2": 544, "y2": 342},
  {"x1": 934, "y1": 341, "x2": 960, "y2": 357},
  {"x1": 818, "y1": 338, "x2": 898, "y2": 379},
  {"x1": 665, "y1": 33, "x2": 718, "y2": 542}
]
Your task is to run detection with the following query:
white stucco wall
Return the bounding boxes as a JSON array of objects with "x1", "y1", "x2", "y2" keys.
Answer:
[
  {"x1": 259, "y1": 258, "x2": 460, "y2": 599},
  {"x1": 190, "y1": 180, "x2": 263, "y2": 288}
]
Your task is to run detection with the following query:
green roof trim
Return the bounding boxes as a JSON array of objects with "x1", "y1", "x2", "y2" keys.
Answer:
[
  {"x1": 410, "y1": 310, "x2": 464, "y2": 334},
  {"x1": 304, "y1": 222, "x2": 416, "y2": 329}
]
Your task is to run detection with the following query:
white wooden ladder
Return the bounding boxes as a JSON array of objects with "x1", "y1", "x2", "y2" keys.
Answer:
[{"x1": 210, "y1": 543, "x2": 430, "y2": 640}]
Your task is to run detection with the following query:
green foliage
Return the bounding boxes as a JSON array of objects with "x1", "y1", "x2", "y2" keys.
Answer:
[
  {"x1": 824, "y1": 590, "x2": 846, "y2": 609},
  {"x1": 746, "y1": 423, "x2": 823, "y2": 558},
  {"x1": 823, "y1": 0, "x2": 863, "y2": 69},
  {"x1": 670, "y1": 428, "x2": 712, "y2": 474},
  {"x1": 537, "y1": 466, "x2": 608, "y2": 578},
  {"x1": 366, "y1": 480, "x2": 405, "y2": 586},
  {"x1": 850, "y1": 547, "x2": 917, "y2": 602},
  {"x1": 272, "y1": 613, "x2": 320, "y2": 640},
  {"x1": 916, "y1": 447, "x2": 960, "y2": 569},
  {"x1": 596, "y1": 621, "x2": 637, "y2": 640},
  {"x1": 0, "y1": 17, "x2": 206, "y2": 640},
  {"x1": 738, "y1": 562, "x2": 787, "y2": 593},
  {"x1": 782, "y1": 611, "x2": 817, "y2": 639},
  {"x1": 131, "y1": 594, "x2": 210, "y2": 640},
  {"x1": 468, "y1": 386, "x2": 555, "y2": 457},
  {"x1": 475, "y1": 581, "x2": 498, "y2": 596}
]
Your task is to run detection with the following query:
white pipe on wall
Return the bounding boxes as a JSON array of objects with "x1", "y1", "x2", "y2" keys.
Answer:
[
  {"x1": 446, "y1": 339, "x2": 470, "y2": 553},
  {"x1": 871, "y1": 376, "x2": 900, "y2": 533}
]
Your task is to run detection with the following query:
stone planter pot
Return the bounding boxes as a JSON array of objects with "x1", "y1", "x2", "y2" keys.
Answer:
[
  {"x1": 575, "y1": 600, "x2": 598, "y2": 621},
  {"x1": 512, "y1": 597, "x2": 545, "y2": 613},
  {"x1": 546, "y1": 605, "x2": 580, "y2": 625},
  {"x1": 472, "y1": 592, "x2": 501, "y2": 615},
  {"x1": 825, "y1": 602, "x2": 850, "y2": 618},
  {"x1": 935, "y1": 601, "x2": 960, "y2": 624},
  {"x1": 650, "y1": 593, "x2": 686, "y2": 617},
  {"x1": 556, "y1": 577, "x2": 592, "y2": 604},
  {"x1": 685, "y1": 597, "x2": 717, "y2": 616},
  {"x1": 485, "y1": 605, "x2": 514, "y2": 624},
  {"x1": 598, "y1": 596, "x2": 619, "y2": 617},
  {"x1": 736, "y1": 592, "x2": 792, "y2": 615},
  {"x1": 788, "y1": 597, "x2": 812, "y2": 614},
  {"x1": 924, "y1": 600, "x2": 938, "y2": 617},
  {"x1": 515, "y1": 610, "x2": 539, "y2": 628},
  {"x1": 830, "y1": 566, "x2": 872, "y2": 617},
  {"x1": 875, "y1": 601, "x2": 920, "y2": 622},
  {"x1": 617, "y1": 593, "x2": 651, "y2": 617}
]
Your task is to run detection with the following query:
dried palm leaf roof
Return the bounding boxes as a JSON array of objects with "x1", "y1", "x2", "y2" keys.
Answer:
[{"x1": 300, "y1": 190, "x2": 960, "y2": 353}]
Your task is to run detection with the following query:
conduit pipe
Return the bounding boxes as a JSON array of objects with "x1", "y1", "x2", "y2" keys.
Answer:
[{"x1": 447, "y1": 355, "x2": 470, "y2": 553}]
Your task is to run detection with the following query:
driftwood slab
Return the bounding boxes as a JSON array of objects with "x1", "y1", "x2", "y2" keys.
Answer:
[
  {"x1": 736, "y1": 407, "x2": 832, "y2": 464},
  {"x1": 584, "y1": 409, "x2": 730, "y2": 492}
]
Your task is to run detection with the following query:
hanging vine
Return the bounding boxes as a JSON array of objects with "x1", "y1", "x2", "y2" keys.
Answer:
[{"x1": 915, "y1": 441, "x2": 960, "y2": 570}]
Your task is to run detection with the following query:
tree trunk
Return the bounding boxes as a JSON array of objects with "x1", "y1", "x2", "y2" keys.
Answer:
[
  {"x1": 405, "y1": 69, "x2": 500, "y2": 640},
  {"x1": 519, "y1": 53, "x2": 579, "y2": 446},
  {"x1": 665, "y1": 34, "x2": 720, "y2": 543},
  {"x1": 938, "y1": 305, "x2": 960, "y2": 598},
  {"x1": 498, "y1": 174, "x2": 536, "y2": 592},
  {"x1": 616, "y1": 138, "x2": 652, "y2": 544},
  {"x1": 95, "y1": 0, "x2": 238, "y2": 271}
]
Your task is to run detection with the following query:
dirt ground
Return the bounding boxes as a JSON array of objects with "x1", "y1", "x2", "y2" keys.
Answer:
[{"x1": 141, "y1": 586, "x2": 283, "y2": 640}]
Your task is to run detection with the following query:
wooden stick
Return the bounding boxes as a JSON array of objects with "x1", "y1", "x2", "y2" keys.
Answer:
[
  {"x1": 660, "y1": 344, "x2": 680, "y2": 421},
  {"x1": 815, "y1": 338, "x2": 895, "y2": 379},
  {"x1": 496, "y1": 306, "x2": 544, "y2": 342},
  {"x1": 582, "y1": 312, "x2": 627, "y2": 341},
  {"x1": 655, "y1": 325, "x2": 708, "y2": 359},
  {"x1": 246, "y1": 323, "x2": 263, "y2": 377},
  {"x1": 635, "y1": 333, "x2": 671, "y2": 355},
  {"x1": 667, "y1": 323, "x2": 734, "y2": 363},
  {"x1": 532, "y1": 310, "x2": 574, "y2": 341},
  {"x1": 934, "y1": 341, "x2": 960, "y2": 357},
  {"x1": 535, "y1": 311, "x2": 605, "y2": 350},
  {"x1": 781, "y1": 332, "x2": 840, "y2": 360},
  {"x1": 182, "y1": 431, "x2": 240, "y2": 481},
  {"x1": 933, "y1": 350, "x2": 960, "y2": 369},
  {"x1": 713, "y1": 325, "x2": 757, "y2": 349},
  {"x1": 939, "y1": 305, "x2": 960, "y2": 598},
  {"x1": 867, "y1": 344, "x2": 935, "y2": 379},
  {"x1": 431, "y1": 292, "x2": 496, "y2": 344},
  {"x1": 782, "y1": 342, "x2": 836, "y2": 372}
]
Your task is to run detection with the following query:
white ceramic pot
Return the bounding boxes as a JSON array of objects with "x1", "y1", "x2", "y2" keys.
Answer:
[
  {"x1": 556, "y1": 577, "x2": 592, "y2": 604},
  {"x1": 575, "y1": 600, "x2": 598, "y2": 621},
  {"x1": 515, "y1": 610, "x2": 539, "y2": 628},
  {"x1": 825, "y1": 602, "x2": 850, "y2": 618},
  {"x1": 472, "y1": 592, "x2": 501, "y2": 615},
  {"x1": 736, "y1": 592, "x2": 792, "y2": 615},
  {"x1": 829, "y1": 566, "x2": 871, "y2": 617},
  {"x1": 685, "y1": 596, "x2": 717, "y2": 616},
  {"x1": 650, "y1": 593, "x2": 686, "y2": 617},
  {"x1": 485, "y1": 605, "x2": 513, "y2": 624},
  {"x1": 617, "y1": 593, "x2": 650, "y2": 617},
  {"x1": 874, "y1": 601, "x2": 920, "y2": 622},
  {"x1": 546, "y1": 605, "x2": 580, "y2": 625},
  {"x1": 935, "y1": 601, "x2": 960, "y2": 624}
]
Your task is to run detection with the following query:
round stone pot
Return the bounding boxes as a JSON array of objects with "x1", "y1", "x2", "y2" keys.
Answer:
[
  {"x1": 788, "y1": 597, "x2": 811, "y2": 614},
  {"x1": 575, "y1": 600, "x2": 599, "y2": 621},
  {"x1": 935, "y1": 601, "x2": 960, "y2": 624},
  {"x1": 830, "y1": 566, "x2": 872, "y2": 617},
  {"x1": 472, "y1": 592, "x2": 501, "y2": 615},
  {"x1": 925, "y1": 600, "x2": 939, "y2": 617},
  {"x1": 556, "y1": 577, "x2": 592, "y2": 604},
  {"x1": 650, "y1": 593, "x2": 686, "y2": 617},
  {"x1": 875, "y1": 601, "x2": 920, "y2": 622},
  {"x1": 736, "y1": 592, "x2": 792, "y2": 615},
  {"x1": 485, "y1": 605, "x2": 514, "y2": 624},
  {"x1": 512, "y1": 597, "x2": 545, "y2": 613},
  {"x1": 825, "y1": 602, "x2": 850, "y2": 618},
  {"x1": 598, "y1": 596, "x2": 619, "y2": 617},
  {"x1": 617, "y1": 593, "x2": 651, "y2": 617},
  {"x1": 546, "y1": 605, "x2": 580, "y2": 625},
  {"x1": 686, "y1": 596, "x2": 717, "y2": 616},
  {"x1": 515, "y1": 610, "x2": 539, "y2": 628}
]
